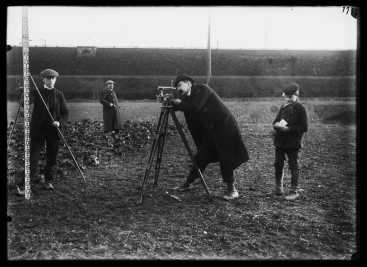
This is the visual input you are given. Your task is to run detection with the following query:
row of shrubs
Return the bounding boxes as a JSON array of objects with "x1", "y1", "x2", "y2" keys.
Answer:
[
  {"x1": 7, "y1": 46, "x2": 356, "y2": 77},
  {"x1": 7, "y1": 75, "x2": 356, "y2": 100}
]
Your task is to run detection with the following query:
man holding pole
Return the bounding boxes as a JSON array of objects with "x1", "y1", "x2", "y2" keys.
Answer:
[{"x1": 17, "y1": 69, "x2": 69, "y2": 194}]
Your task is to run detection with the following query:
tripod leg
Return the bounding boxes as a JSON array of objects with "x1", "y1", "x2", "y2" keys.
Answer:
[
  {"x1": 154, "y1": 109, "x2": 169, "y2": 186},
  {"x1": 139, "y1": 109, "x2": 164, "y2": 187},
  {"x1": 169, "y1": 110, "x2": 211, "y2": 197},
  {"x1": 137, "y1": 109, "x2": 167, "y2": 204}
]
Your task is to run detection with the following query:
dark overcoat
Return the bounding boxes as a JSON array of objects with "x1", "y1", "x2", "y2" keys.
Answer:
[
  {"x1": 99, "y1": 88, "x2": 123, "y2": 132},
  {"x1": 176, "y1": 83, "x2": 249, "y2": 171},
  {"x1": 273, "y1": 100, "x2": 308, "y2": 149},
  {"x1": 28, "y1": 87, "x2": 69, "y2": 139}
]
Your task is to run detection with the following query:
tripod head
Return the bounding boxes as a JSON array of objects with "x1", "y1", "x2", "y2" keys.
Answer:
[{"x1": 156, "y1": 81, "x2": 178, "y2": 108}]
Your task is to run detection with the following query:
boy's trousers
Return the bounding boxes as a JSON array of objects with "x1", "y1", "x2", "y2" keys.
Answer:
[{"x1": 274, "y1": 147, "x2": 300, "y2": 170}]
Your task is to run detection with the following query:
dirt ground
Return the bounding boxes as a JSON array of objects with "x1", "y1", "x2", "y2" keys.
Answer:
[{"x1": 7, "y1": 100, "x2": 357, "y2": 260}]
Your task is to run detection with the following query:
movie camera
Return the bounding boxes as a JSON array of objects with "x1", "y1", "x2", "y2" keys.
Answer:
[{"x1": 156, "y1": 83, "x2": 178, "y2": 107}]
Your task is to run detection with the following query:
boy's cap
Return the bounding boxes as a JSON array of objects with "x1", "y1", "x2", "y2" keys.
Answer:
[
  {"x1": 105, "y1": 80, "x2": 114, "y2": 85},
  {"x1": 283, "y1": 83, "x2": 300, "y2": 96},
  {"x1": 40, "y1": 69, "x2": 59, "y2": 77},
  {"x1": 173, "y1": 74, "x2": 195, "y2": 87}
]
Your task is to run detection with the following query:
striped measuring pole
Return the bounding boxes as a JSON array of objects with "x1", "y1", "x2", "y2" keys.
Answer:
[{"x1": 22, "y1": 6, "x2": 31, "y2": 199}]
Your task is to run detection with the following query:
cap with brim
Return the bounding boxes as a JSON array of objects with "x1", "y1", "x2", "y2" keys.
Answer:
[
  {"x1": 173, "y1": 74, "x2": 195, "y2": 87},
  {"x1": 282, "y1": 83, "x2": 299, "y2": 96},
  {"x1": 105, "y1": 80, "x2": 114, "y2": 85},
  {"x1": 40, "y1": 69, "x2": 59, "y2": 77}
]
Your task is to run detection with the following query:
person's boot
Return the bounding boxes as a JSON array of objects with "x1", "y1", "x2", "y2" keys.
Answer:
[
  {"x1": 16, "y1": 186, "x2": 25, "y2": 196},
  {"x1": 16, "y1": 168, "x2": 43, "y2": 195},
  {"x1": 266, "y1": 168, "x2": 284, "y2": 197},
  {"x1": 44, "y1": 165, "x2": 56, "y2": 191},
  {"x1": 174, "y1": 168, "x2": 198, "y2": 192},
  {"x1": 285, "y1": 169, "x2": 299, "y2": 200},
  {"x1": 223, "y1": 182, "x2": 239, "y2": 200},
  {"x1": 44, "y1": 182, "x2": 54, "y2": 190},
  {"x1": 174, "y1": 180, "x2": 192, "y2": 192}
]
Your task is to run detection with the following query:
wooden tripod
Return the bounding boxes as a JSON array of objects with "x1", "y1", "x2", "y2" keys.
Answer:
[{"x1": 137, "y1": 106, "x2": 211, "y2": 204}]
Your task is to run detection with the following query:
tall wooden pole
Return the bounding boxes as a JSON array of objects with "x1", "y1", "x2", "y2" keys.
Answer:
[
  {"x1": 206, "y1": 8, "x2": 211, "y2": 85},
  {"x1": 22, "y1": 6, "x2": 31, "y2": 199}
]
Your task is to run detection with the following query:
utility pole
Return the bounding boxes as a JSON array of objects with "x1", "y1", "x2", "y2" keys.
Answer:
[
  {"x1": 265, "y1": 20, "x2": 268, "y2": 50},
  {"x1": 206, "y1": 8, "x2": 211, "y2": 85}
]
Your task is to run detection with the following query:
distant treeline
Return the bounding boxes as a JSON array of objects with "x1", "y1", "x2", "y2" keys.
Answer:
[{"x1": 7, "y1": 46, "x2": 357, "y2": 99}]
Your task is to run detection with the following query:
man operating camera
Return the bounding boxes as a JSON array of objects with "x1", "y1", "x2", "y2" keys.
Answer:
[{"x1": 171, "y1": 74, "x2": 249, "y2": 200}]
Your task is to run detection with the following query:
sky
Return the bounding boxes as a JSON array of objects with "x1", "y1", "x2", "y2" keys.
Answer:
[{"x1": 6, "y1": 6, "x2": 358, "y2": 50}]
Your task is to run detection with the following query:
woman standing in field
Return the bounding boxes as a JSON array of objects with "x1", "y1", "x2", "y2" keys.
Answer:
[{"x1": 99, "y1": 80, "x2": 123, "y2": 135}]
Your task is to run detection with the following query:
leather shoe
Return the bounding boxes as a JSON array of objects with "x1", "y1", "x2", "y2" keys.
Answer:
[
  {"x1": 173, "y1": 181, "x2": 192, "y2": 192},
  {"x1": 285, "y1": 192, "x2": 299, "y2": 200},
  {"x1": 44, "y1": 183, "x2": 54, "y2": 190}
]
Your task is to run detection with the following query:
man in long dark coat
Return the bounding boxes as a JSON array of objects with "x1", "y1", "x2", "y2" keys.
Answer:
[
  {"x1": 99, "y1": 80, "x2": 123, "y2": 135},
  {"x1": 171, "y1": 74, "x2": 249, "y2": 200}
]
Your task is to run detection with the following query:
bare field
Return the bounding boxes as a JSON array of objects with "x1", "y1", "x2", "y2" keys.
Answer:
[{"x1": 7, "y1": 99, "x2": 357, "y2": 260}]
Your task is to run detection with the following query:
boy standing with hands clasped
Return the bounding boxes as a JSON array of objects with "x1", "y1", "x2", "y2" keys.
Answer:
[{"x1": 268, "y1": 83, "x2": 308, "y2": 200}]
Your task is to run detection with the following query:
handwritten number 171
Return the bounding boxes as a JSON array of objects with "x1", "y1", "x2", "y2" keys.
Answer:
[{"x1": 343, "y1": 7, "x2": 358, "y2": 19}]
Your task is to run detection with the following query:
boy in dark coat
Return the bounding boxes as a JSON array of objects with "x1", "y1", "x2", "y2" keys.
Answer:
[
  {"x1": 18, "y1": 69, "x2": 69, "y2": 194},
  {"x1": 99, "y1": 80, "x2": 123, "y2": 135},
  {"x1": 171, "y1": 74, "x2": 249, "y2": 200},
  {"x1": 269, "y1": 83, "x2": 308, "y2": 200}
]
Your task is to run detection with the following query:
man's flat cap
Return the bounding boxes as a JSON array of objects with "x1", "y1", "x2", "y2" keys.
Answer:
[
  {"x1": 173, "y1": 74, "x2": 195, "y2": 87},
  {"x1": 283, "y1": 83, "x2": 300, "y2": 96},
  {"x1": 40, "y1": 69, "x2": 59, "y2": 77},
  {"x1": 105, "y1": 80, "x2": 114, "y2": 85}
]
